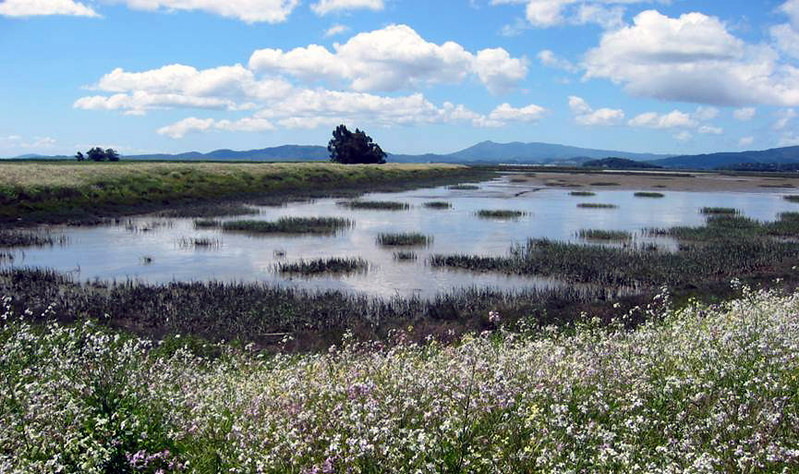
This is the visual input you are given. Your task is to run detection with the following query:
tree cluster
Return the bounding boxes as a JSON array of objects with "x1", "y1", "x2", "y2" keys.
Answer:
[
  {"x1": 76, "y1": 147, "x2": 120, "y2": 162},
  {"x1": 328, "y1": 125, "x2": 386, "y2": 164}
]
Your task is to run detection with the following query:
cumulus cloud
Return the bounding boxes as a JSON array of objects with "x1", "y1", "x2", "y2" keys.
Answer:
[
  {"x1": 74, "y1": 64, "x2": 292, "y2": 114},
  {"x1": 739, "y1": 136, "x2": 755, "y2": 147},
  {"x1": 697, "y1": 125, "x2": 723, "y2": 135},
  {"x1": 311, "y1": 0, "x2": 383, "y2": 15},
  {"x1": 584, "y1": 10, "x2": 799, "y2": 107},
  {"x1": 733, "y1": 107, "x2": 756, "y2": 121},
  {"x1": 0, "y1": 0, "x2": 99, "y2": 17},
  {"x1": 249, "y1": 25, "x2": 527, "y2": 94},
  {"x1": 156, "y1": 89, "x2": 547, "y2": 137},
  {"x1": 567, "y1": 96, "x2": 624, "y2": 126},
  {"x1": 109, "y1": 0, "x2": 299, "y2": 23},
  {"x1": 628, "y1": 110, "x2": 697, "y2": 129},
  {"x1": 491, "y1": 0, "x2": 664, "y2": 29},
  {"x1": 779, "y1": 0, "x2": 799, "y2": 29},
  {"x1": 774, "y1": 109, "x2": 797, "y2": 130}
]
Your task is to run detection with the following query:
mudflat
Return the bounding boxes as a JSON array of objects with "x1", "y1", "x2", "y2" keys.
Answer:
[{"x1": 511, "y1": 170, "x2": 799, "y2": 192}]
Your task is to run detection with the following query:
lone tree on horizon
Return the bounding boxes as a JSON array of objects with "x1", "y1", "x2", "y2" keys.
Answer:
[
  {"x1": 79, "y1": 147, "x2": 120, "y2": 162},
  {"x1": 328, "y1": 125, "x2": 386, "y2": 164}
]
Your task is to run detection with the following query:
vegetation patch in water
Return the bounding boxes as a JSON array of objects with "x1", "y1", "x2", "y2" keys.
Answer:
[
  {"x1": 577, "y1": 229, "x2": 633, "y2": 241},
  {"x1": 448, "y1": 184, "x2": 479, "y2": 190},
  {"x1": 377, "y1": 232, "x2": 432, "y2": 247},
  {"x1": 590, "y1": 182, "x2": 620, "y2": 186},
  {"x1": 783, "y1": 195, "x2": 799, "y2": 203},
  {"x1": 423, "y1": 201, "x2": 452, "y2": 209},
  {"x1": 276, "y1": 257, "x2": 368, "y2": 276},
  {"x1": 700, "y1": 207, "x2": 740, "y2": 215},
  {"x1": 177, "y1": 237, "x2": 221, "y2": 249},
  {"x1": 634, "y1": 192, "x2": 665, "y2": 198},
  {"x1": 577, "y1": 203, "x2": 618, "y2": 209},
  {"x1": 393, "y1": 251, "x2": 418, "y2": 261},
  {"x1": 222, "y1": 217, "x2": 353, "y2": 235},
  {"x1": 0, "y1": 230, "x2": 67, "y2": 248},
  {"x1": 193, "y1": 219, "x2": 222, "y2": 229},
  {"x1": 570, "y1": 191, "x2": 596, "y2": 196},
  {"x1": 337, "y1": 200, "x2": 409, "y2": 211},
  {"x1": 476, "y1": 209, "x2": 526, "y2": 219}
]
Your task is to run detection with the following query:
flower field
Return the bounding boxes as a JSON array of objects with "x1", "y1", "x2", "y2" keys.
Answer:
[{"x1": 2, "y1": 286, "x2": 798, "y2": 473}]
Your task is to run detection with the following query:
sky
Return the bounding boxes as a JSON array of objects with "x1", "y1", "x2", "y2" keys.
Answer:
[{"x1": 1, "y1": 0, "x2": 799, "y2": 157}]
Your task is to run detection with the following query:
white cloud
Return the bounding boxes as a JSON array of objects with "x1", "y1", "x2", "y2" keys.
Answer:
[
  {"x1": 779, "y1": 0, "x2": 799, "y2": 29},
  {"x1": 697, "y1": 125, "x2": 723, "y2": 135},
  {"x1": 584, "y1": 10, "x2": 799, "y2": 107},
  {"x1": 311, "y1": 0, "x2": 383, "y2": 15},
  {"x1": 488, "y1": 103, "x2": 547, "y2": 122},
  {"x1": 771, "y1": 23, "x2": 799, "y2": 60},
  {"x1": 568, "y1": 96, "x2": 624, "y2": 126},
  {"x1": 110, "y1": 0, "x2": 299, "y2": 23},
  {"x1": 628, "y1": 110, "x2": 697, "y2": 129},
  {"x1": 774, "y1": 108, "x2": 797, "y2": 130},
  {"x1": 779, "y1": 133, "x2": 799, "y2": 146},
  {"x1": 738, "y1": 136, "x2": 754, "y2": 147},
  {"x1": 0, "y1": 0, "x2": 99, "y2": 17},
  {"x1": 492, "y1": 0, "x2": 666, "y2": 29},
  {"x1": 157, "y1": 117, "x2": 276, "y2": 138},
  {"x1": 537, "y1": 49, "x2": 578, "y2": 73},
  {"x1": 249, "y1": 24, "x2": 527, "y2": 94},
  {"x1": 74, "y1": 64, "x2": 292, "y2": 114},
  {"x1": 733, "y1": 107, "x2": 756, "y2": 121},
  {"x1": 674, "y1": 131, "x2": 692, "y2": 141},
  {"x1": 693, "y1": 106, "x2": 719, "y2": 121},
  {"x1": 324, "y1": 24, "x2": 350, "y2": 37}
]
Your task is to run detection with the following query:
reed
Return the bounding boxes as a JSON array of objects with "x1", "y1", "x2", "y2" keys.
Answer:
[
  {"x1": 222, "y1": 217, "x2": 353, "y2": 235},
  {"x1": 177, "y1": 237, "x2": 221, "y2": 249},
  {"x1": 276, "y1": 257, "x2": 368, "y2": 276},
  {"x1": 193, "y1": 219, "x2": 222, "y2": 229},
  {"x1": 476, "y1": 209, "x2": 526, "y2": 219},
  {"x1": 377, "y1": 232, "x2": 432, "y2": 247},
  {"x1": 422, "y1": 201, "x2": 452, "y2": 209},
  {"x1": 577, "y1": 229, "x2": 633, "y2": 241},
  {"x1": 577, "y1": 203, "x2": 618, "y2": 209},
  {"x1": 393, "y1": 251, "x2": 418, "y2": 261},
  {"x1": 634, "y1": 192, "x2": 665, "y2": 198},
  {"x1": 783, "y1": 195, "x2": 799, "y2": 202},
  {"x1": 0, "y1": 230, "x2": 67, "y2": 248},
  {"x1": 337, "y1": 200, "x2": 410, "y2": 211},
  {"x1": 156, "y1": 203, "x2": 259, "y2": 218},
  {"x1": 448, "y1": 184, "x2": 479, "y2": 190},
  {"x1": 700, "y1": 207, "x2": 740, "y2": 215},
  {"x1": 569, "y1": 191, "x2": 596, "y2": 196}
]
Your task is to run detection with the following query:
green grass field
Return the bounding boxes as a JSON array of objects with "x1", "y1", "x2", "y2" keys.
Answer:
[{"x1": 0, "y1": 161, "x2": 469, "y2": 224}]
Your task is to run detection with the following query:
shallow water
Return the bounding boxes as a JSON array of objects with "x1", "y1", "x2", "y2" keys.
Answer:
[{"x1": 4, "y1": 175, "x2": 798, "y2": 298}]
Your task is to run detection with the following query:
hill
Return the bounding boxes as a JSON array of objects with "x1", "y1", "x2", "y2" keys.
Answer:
[{"x1": 651, "y1": 146, "x2": 799, "y2": 169}]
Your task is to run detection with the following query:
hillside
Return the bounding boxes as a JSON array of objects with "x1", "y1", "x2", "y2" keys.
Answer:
[
  {"x1": 651, "y1": 146, "x2": 799, "y2": 169},
  {"x1": 583, "y1": 157, "x2": 662, "y2": 169}
]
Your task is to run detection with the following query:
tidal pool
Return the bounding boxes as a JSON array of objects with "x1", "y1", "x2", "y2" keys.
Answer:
[{"x1": 3, "y1": 175, "x2": 798, "y2": 298}]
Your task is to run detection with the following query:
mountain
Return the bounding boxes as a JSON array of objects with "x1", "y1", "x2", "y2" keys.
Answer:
[
  {"x1": 391, "y1": 141, "x2": 669, "y2": 164},
  {"x1": 130, "y1": 145, "x2": 329, "y2": 161},
  {"x1": 650, "y1": 146, "x2": 799, "y2": 170}
]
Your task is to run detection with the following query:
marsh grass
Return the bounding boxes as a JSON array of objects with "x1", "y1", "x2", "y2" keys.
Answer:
[
  {"x1": 222, "y1": 217, "x2": 353, "y2": 235},
  {"x1": 0, "y1": 229, "x2": 67, "y2": 248},
  {"x1": 423, "y1": 201, "x2": 452, "y2": 209},
  {"x1": 783, "y1": 195, "x2": 799, "y2": 203},
  {"x1": 476, "y1": 209, "x2": 527, "y2": 219},
  {"x1": 569, "y1": 191, "x2": 596, "y2": 196},
  {"x1": 276, "y1": 257, "x2": 368, "y2": 276},
  {"x1": 634, "y1": 192, "x2": 665, "y2": 198},
  {"x1": 577, "y1": 229, "x2": 633, "y2": 241},
  {"x1": 577, "y1": 203, "x2": 618, "y2": 209},
  {"x1": 337, "y1": 200, "x2": 410, "y2": 211},
  {"x1": 509, "y1": 177, "x2": 527, "y2": 183},
  {"x1": 393, "y1": 251, "x2": 418, "y2": 261},
  {"x1": 156, "y1": 203, "x2": 259, "y2": 218},
  {"x1": 193, "y1": 219, "x2": 221, "y2": 229},
  {"x1": 759, "y1": 184, "x2": 795, "y2": 188},
  {"x1": 177, "y1": 237, "x2": 221, "y2": 249},
  {"x1": 449, "y1": 184, "x2": 479, "y2": 190},
  {"x1": 377, "y1": 232, "x2": 432, "y2": 247},
  {"x1": 122, "y1": 220, "x2": 172, "y2": 233},
  {"x1": 0, "y1": 251, "x2": 15, "y2": 263},
  {"x1": 700, "y1": 207, "x2": 740, "y2": 215},
  {"x1": 590, "y1": 182, "x2": 620, "y2": 186}
]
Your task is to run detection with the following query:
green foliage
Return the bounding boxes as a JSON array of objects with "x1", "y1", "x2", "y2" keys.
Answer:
[
  {"x1": 577, "y1": 229, "x2": 632, "y2": 241},
  {"x1": 476, "y1": 209, "x2": 526, "y2": 219},
  {"x1": 221, "y1": 217, "x2": 353, "y2": 235},
  {"x1": 328, "y1": 124, "x2": 387, "y2": 164},
  {"x1": 377, "y1": 232, "x2": 432, "y2": 246},
  {"x1": 276, "y1": 257, "x2": 368, "y2": 275},
  {"x1": 84, "y1": 147, "x2": 120, "y2": 162},
  {"x1": 337, "y1": 200, "x2": 409, "y2": 210}
]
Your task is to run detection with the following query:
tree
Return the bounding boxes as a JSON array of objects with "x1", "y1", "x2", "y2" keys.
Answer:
[
  {"x1": 328, "y1": 125, "x2": 386, "y2": 164},
  {"x1": 75, "y1": 151, "x2": 85, "y2": 162},
  {"x1": 87, "y1": 147, "x2": 106, "y2": 162},
  {"x1": 105, "y1": 148, "x2": 120, "y2": 162}
]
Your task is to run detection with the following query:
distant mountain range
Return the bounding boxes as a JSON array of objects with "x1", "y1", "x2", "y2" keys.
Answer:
[{"x1": 7, "y1": 141, "x2": 799, "y2": 171}]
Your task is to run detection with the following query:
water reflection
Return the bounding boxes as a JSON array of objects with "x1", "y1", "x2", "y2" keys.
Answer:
[{"x1": 4, "y1": 175, "x2": 797, "y2": 298}]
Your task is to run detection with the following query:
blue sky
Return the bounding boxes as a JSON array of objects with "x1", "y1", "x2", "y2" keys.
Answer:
[{"x1": 1, "y1": 0, "x2": 798, "y2": 157}]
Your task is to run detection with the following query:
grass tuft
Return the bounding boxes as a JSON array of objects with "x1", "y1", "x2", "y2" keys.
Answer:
[
  {"x1": 700, "y1": 207, "x2": 740, "y2": 215},
  {"x1": 577, "y1": 203, "x2": 618, "y2": 209},
  {"x1": 476, "y1": 210, "x2": 527, "y2": 219},
  {"x1": 569, "y1": 191, "x2": 596, "y2": 197},
  {"x1": 423, "y1": 201, "x2": 452, "y2": 209},
  {"x1": 222, "y1": 217, "x2": 353, "y2": 235},
  {"x1": 0, "y1": 230, "x2": 67, "y2": 248},
  {"x1": 448, "y1": 184, "x2": 479, "y2": 190},
  {"x1": 337, "y1": 200, "x2": 410, "y2": 211},
  {"x1": 577, "y1": 229, "x2": 633, "y2": 241},
  {"x1": 377, "y1": 232, "x2": 432, "y2": 247},
  {"x1": 634, "y1": 192, "x2": 665, "y2": 198},
  {"x1": 276, "y1": 257, "x2": 368, "y2": 276}
]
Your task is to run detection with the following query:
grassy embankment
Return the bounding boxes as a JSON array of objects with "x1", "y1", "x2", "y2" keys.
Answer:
[
  {"x1": 0, "y1": 161, "x2": 478, "y2": 224},
  {"x1": 2, "y1": 286, "x2": 797, "y2": 472}
]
